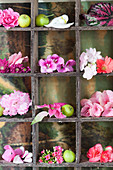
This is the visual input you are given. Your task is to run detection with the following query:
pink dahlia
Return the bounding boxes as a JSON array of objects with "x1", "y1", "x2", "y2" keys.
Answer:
[{"x1": 2, "y1": 8, "x2": 20, "y2": 29}]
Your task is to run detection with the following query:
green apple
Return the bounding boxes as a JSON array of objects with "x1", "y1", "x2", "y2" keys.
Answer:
[
  {"x1": 36, "y1": 14, "x2": 49, "y2": 27},
  {"x1": 0, "y1": 105, "x2": 4, "y2": 117},
  {"x1": 18, "y1": 14, "x2": 31, "y2": 28},
  {"x1": 63, "y1": 150, "x2": 75, "y2": 163},
  {"x1": 61, "y1": 104, "x2": 74, "y2": 117}
]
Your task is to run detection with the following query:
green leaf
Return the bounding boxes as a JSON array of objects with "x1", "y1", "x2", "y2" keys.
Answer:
[{"x1": 31, "y1": 111, "x2": 49, "y2": 125}]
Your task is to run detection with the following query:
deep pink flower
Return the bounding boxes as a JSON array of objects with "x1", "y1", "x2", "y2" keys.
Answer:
[
  {"x1": 47, "y1": 54, "x2": 64, "y2": 65},
  {"x1": 105, "y1": 146, "x2": 113, "y2": 152},
  {"x1": 8, "y1": 52, "x2": 28, "y2": 66},
  {"x1": 52, "y1": 152, "x2": 57, "y2": 157},
  {"x1": 9, "y1": 63, "x2": 30, "y2": 73},
  {"x1": 100, "y1": 150, "x2": 113, "y2": 163},
  {"x1": 41, "y1": 149, "x2": 45, "y2": 154},
  {"x1": 87, "y1": 144, "x2": 103, "y2": 162},
  {"x1": 56, "y1": 156, "x2": 63, "y2": 164},
  {"x1": 0, "y1": 90, "x2": 31, "y2": 116},
  {"x1": 2, "y1": 8, "x2": 19, "y2": 29},
  {"x1": 39, "y1": 58, "x2": 57, "y2": 73},
  {"x1": 0, "y1": 58, "x2": 9, "y2": 73},
  {"x1": 65, "y1": 59, "x2": 76, "y2": 72},
  {"x1": 39, "y1": 159, "x2": 43, "y2": 163},
  {"x1": 56, "y1": 64, "x2": 67, "y2": 73},
  {"x1": 45, "y1": 154, "x2": 50, "y2": 160},
  {"x1": 48, "y1": 160, "x2": 53, "y2": 164}
]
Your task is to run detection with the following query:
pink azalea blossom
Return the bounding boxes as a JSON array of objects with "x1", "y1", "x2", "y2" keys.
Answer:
[
  {"x1": 8, "y1": 52, "x2": 28, "y2": 66},
  {"x1": 65, "y1": 59, "x2": 76, "y2": 72},
  {"x1": 56, "y1": 156, "x2": 64, "y2": 164},
  {"x1": 2, "y1": 145, "x2": 32, "y2": 164},
  {"x1": 47, "y1": 54, "x2": 64, "y2": 65},
  {"x1": 39, "y1": 58, "x2": 57, "y2": 73},
  {"x1": 0, "y1": 90, "x2": 31, "y2": 116},
  {"x1": 2, "y1": 8, "x2": 19, "y2": 29},
  {"x1": 87, "y1": 144, "x2": 103, "y2": 162},
  {"x1": 57, "y1": 64, "x2": 67, "y2": 73},
  {"x1": 45, "y1": 154, "x2": 50, "y2": 160}
]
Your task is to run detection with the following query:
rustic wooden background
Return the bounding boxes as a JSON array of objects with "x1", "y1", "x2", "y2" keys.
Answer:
[{"x1": 0, "y1": 2, "x2": 113, "y2": 170}]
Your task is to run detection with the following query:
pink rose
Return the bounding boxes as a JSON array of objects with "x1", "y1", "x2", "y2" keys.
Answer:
[
  {"x1": 2, "y1": 8, "x2": 19, "y2": 29},
  {"x1": 87, "y1": 144, "x2": 103, "y2": 162}
]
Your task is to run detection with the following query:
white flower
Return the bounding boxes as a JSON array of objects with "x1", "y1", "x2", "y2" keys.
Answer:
[
  {"x1": 83, "y1": 64, "x2": 97, "y2": 80},
  {"x1": 86, "y1": 48, "x2": 102, "y2": 63}
]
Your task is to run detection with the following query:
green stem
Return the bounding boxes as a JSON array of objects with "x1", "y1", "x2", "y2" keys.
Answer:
[{"x1": 44, "y1": 14, "x2": 54, "y2": 18}]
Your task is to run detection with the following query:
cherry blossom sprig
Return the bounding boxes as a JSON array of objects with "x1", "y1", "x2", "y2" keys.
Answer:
[
  {"x1": 2, "y1": 145, "x2": 32, "y2": 164},
  {"x1": 31, "y1": 103, "x2": 66, "y2": 125},
  {"x1": 87, "y1": 144, "x2": 113, "y2": 163},
  {"x1": 38, "y1": 54, "x2": 76, "y2": 73},
  {"x1": 0, "y1": 8, "x2": 19, "y2": 29},
  {"x1": 0, "y1": 51, "x2": 31, "y2": 73},
  {"x1": 81, "y1": 90, "x2": 113, "y2": 117},
  {"x1": 0, "y1": 90, "x2": 32, "y2": 116},
  {"x1": 80, "y1": 48, "x2": 113, "y2": 80},
  {"x1": 39, "y1": 146, "x2": 64, "y2": 164}
]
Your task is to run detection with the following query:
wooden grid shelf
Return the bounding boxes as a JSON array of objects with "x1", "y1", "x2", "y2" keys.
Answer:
[{"x1": 0, "y1": 0, "x2": 113, "y2": 170}]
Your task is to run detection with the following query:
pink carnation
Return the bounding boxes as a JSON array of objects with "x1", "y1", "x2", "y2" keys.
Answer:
[
  {"x1": 2, "y1": 8, "x2": 19, "y2": 29},
  {"x1": 0, "y1": 90, "x2": 31, "y2": 116}
]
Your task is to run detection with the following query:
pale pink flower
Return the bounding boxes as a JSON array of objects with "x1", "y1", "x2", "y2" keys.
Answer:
[
  {"x1": 8, "y1": 52, "x2": 28, "y2": 66},
  {"x1": 81, "y1": 100, "x2": 93, "y2": 117},
  {"x1": 86, "y1": 48, "x2": 102, "y2": 63},
  {"x1": 83, "y1": 64, "x2": 97, "y2": 80},
  {"x1": 56, "y1": 156, "x2": 63, "y2": 164},
  {"x1": 47, "y1": 54, "x2": 64, "y2": 65},
  {"x1": 2, "y1": 145, "x2": 15, "y2": 162},
  {"x1": 2, "y1": 8, "x2": 19, "y2": 29},
  {"x1": 0, "y1": 90, "x2": 31, "y2": 116},
  {"x1": 80, "y1": 52, "x2": 88, "y2": 71},
  {"x1": 45, "y1": 154, "x2": 50, "y2": 160},
  {"x1": 102, "y1": 102, "x2": 113, "y2": 117},
  {"x1": 87, "y1": 144, "x2": 103, "y2": 162},
  {"x1": 89, "y1": 103, "x2": 103, "y2": 117},
  {"x1": 39, "y1": 58, "x2": 57, "y2": 73},
  {"x1": 90, "y1": 91, "x2": 103, "y2": 105}
]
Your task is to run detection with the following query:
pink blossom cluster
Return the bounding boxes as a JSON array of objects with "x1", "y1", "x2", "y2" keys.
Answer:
[
  {"x1": 80, "y1": 48, "x2": 103, "y2": 80},
  {"x1": 0, "y1": 90, "x2": 31, "y2": 116},
  {"x1": 81, "y1": 90, "x2": 113, "y2": 117},
  {"x1": 87, "y1": 144, "x2": 113, "y2": 163},
  {"x1": 38, "y1": 54, "x2": 76, "y2": 73},
  {"x1": 2, "y1": 145, "x2": 32, "y2": 164},
  {"x1": 39, "y1": 146, "x2": 64, "y2": 164},
  {"x1": 0, "y1": 8, "x2": 19, "y2": 29},
  {"x1": 0, "y1": 52, "x2": 31, "y2": 73}
]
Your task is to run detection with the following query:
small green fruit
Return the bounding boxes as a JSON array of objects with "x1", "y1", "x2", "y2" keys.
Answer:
[
  {"x1": 36, "y1": 14, "x2": 49, "y2": 27},
  {"x1": 0, "y1": 105, "x2": 4, "y2": 117},
  {"x1": 18, "y1": 14, "x2": 31, "y2": 28},
  {"x1": 63, "y1": 150, "x2": 75, "y2": 163},
  {"x1": 61, "y1": 104, "x2": 74, "y2": 117}
]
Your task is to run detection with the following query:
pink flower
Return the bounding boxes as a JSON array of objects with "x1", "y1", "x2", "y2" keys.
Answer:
[
  {"x1": 0, "y1": 10, "x2": 3, "y2": 25},
  {"x1": 87, "y1": 144, "x2": 103, "y2": 162},
  {"x1": 81, "y1": 100, "x2": 93, "y2": 117},
  {"x1": 41, "y1": 149, "x2": 45, "y2": 154},
  {"x1": 102, "y1": 102, "x2": 113, "y2": 117},
  {"x1": 89, "y1": 103, "x2": 103, "y2": 117},
  {"x1": 56, "y1": 156, "x2": 64, "y2": 164},
  {"x1": 49, "y1": 103, "x2": 66, "y2": 118},
  {"x1": 48, "y1": 160, "x2": 53, "y2": 164},
  {"x1": 105, "y1": 146, "x2": 113, "y2": 152},
  {"x1": 2, "y1": 145, "x2": 15, "y2": 162},
  {"x1": 47, "y1": 54, "x2": 64, "y2": 65},
  {"x1": 54, "y1": 146, "x2": 63, "y2": 152},
  {"x1": 2, "y1": 8, "x2": 19, "y2": 29},
  {"x1": 39, "y1": 159, "x2": 43, "y2": 163},
  {"x1": 100, "y1": 150, "x2": 113, "y2": 163},
  {"x1": 8, "y1": 52, "x2": 28, "y2": 66},
  {"x1": 39, "y1": 58, "x2": 57, "y2": 73},
  {"x1": 52, "y1": 152, "x2": 57, "y2": 157},
  {"x1": 65, "y1": 59, "x2": 76, "y2": 72},
  {"x1": 57, "y1": 64, "x2": 67, "y2": 73},
  {"x1": 0, "y1": 58, "x2": 9, "y2": 73},
  {"x1": 45, "y1": 154, "x2": 50, "y2": 160},
  {"x1": 0, "y1": 90, "x2": 31, "y2": 116}
]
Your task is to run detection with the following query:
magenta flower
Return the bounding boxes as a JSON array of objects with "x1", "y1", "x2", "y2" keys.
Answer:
[
  {"x1": 2, "y1": 8, "x2": 19, "y2": 29},
  {"x1": 39, "y1": 159, "x2": 43, "y2": 163},
  {"x1": 2, "y1": 145, "x2": 32, "y2": 164},
  {"x1": 39, "y1": 58, "x2": 57, "y2": 73},
  {"x1": 65, "y1": 59, "x2": 76, "y2": 72},
  {"x1": 9, "y1": 63, "x2": 31, "y2": 73},
  {"x1": 0, "y1": 90, "x2": 31, "y2": 116},
  {"x1": 48, "y1": 160, "x2": 53, "y2": 164},
  {"x1": 56, "y1": 156, "x2": 64, "y2": 164},
  {"x1": 8, "y1": 52, "x2": 28, "y2": 66},
  {"x1": 0, "y1": 58, "x2": 9, "y2": 73},
  {"x1": 41, "y1": 149, "x2": 45, "y2": 154},
  {"x1": 52, "y1": 152, "x2": 57, "y2": 157},
  {"x1": 57, "y1": 64, "x2": 67, "y2": 73},
  {"x1": 47, "y1": 54, "x2": 64, "y2": 65},
  {"x1": 45, "y1": 154, "x2": 50, "y2": 160}
]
